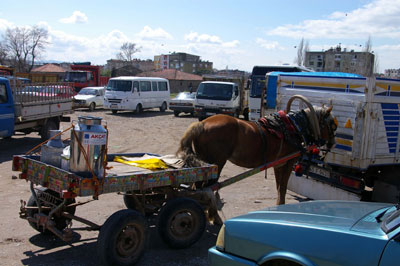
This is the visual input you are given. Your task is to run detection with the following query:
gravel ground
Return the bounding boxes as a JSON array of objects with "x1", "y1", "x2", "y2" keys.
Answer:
[{"x1": 0, "y1": 108, "x2": 304, "y2": 266}]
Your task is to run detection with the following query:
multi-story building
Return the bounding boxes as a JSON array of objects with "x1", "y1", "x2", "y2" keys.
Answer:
[
  {"x1": 154, "y1": 52, "x2": 213, "y2": 75},
  {"x1": 385, "y1": 69, "x2": 400, "y2": 79},
  {"x1": 305, "y1": 46, "x2": 375, "y2": 76},
  {"x1": 105, "y1": 59, "x2": 154, "y2": 72}
]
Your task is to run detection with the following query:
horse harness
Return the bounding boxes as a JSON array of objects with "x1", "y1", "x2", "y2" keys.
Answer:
[{"x1": 255, "y1": 110, "x2": 315, "y2": 161}]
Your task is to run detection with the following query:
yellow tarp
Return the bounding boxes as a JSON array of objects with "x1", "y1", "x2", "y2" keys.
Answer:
[{"x1": 114, "y1": 156, "x2": 168, "y2": 170}]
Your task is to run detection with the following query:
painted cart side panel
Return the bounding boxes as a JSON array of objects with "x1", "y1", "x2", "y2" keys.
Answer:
[{"x1": 13, "y1": 154, "x2": 218, "y2": 197}]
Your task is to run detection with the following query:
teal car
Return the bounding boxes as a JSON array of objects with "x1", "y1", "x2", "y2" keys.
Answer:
[{"x1": 208, "y1": 201, "x2": 400, "y2": 266}]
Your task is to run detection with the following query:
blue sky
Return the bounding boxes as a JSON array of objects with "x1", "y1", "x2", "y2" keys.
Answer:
[{"x1": 1, "y1": 0, "x2": 399, "y2": 73}]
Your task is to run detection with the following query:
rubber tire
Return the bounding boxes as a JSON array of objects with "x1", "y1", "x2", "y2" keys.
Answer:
[
  {"x1": 160, "y1": 102, "x2": 167, "y2": 112},
  {"x1": 157, "y1": 197, "x2": 206, "y2": 249},
  {"x1": 26, "y1": 188, "x2": 76, "y2": 234},
  {"x1": 112, "y1": 110, "x2": 118, "y2": 114},
  {"x1": 135, "y1": 104, "x2": 142, "y2": 114},
  {"x1": 40, "y1": 119, "x2": 59, "y2": 141},
  {"x1": 97, "y1": 209, "x2": 146, "y2": 266},
  {"x1": 173, "y1": 110, "x2": 180, "y2": 117},
  {"x1": 88, "y1": 102, "x2": 96, "y2": 111}
]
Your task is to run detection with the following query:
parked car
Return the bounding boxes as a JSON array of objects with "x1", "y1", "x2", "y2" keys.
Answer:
[
  {"x1": 73, "y1": 86, "x2": 105, "y2": 111},
  {"x1": 169, "y1": 92, "x2": 195, "y2": 117},
  {"x1": 209, "y1": 200, "x2": 400, "y2": 266}
]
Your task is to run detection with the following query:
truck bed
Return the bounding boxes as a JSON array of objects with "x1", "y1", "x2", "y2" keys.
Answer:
[
  {"x1": 276, "y1": 75, "x2": 400, "y2": 170},
  {"x1": 12, "y1": 83, "x2": 74, "y2": 123}
]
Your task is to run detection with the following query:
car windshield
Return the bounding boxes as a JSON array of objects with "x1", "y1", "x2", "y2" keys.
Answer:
[
  {"x1": 79, "y1": 88, "x2": 97, "y2": 95},
  {"x1": 106, "y1": 80, "x2": 132, "y2": 92},
  {"x1": 176, "y1": 92, "x2": 195, "y2": 100},
  {"x1": 196, "y1": 83, "x2": 233, "y2": 101},
  {"x1": 382, "y1": 207, "x2": 400, "y2": 233}
]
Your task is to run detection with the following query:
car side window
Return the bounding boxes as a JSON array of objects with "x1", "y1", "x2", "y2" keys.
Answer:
[
  {"x1": 133, "y1": 81, "x2": 139, "y2": 92},
  {"x1": 140, "y1": 81, "x2": 151, "y2": 92},
  {"x1": 152, "y1": 81, "x2": 158, "y2": 91},
  {"x1": 158, "y1": 81, "x2": 168, "y2": 91},
  {"x1": 0, "y1": 84, "x2": 8, "y2": 103}
]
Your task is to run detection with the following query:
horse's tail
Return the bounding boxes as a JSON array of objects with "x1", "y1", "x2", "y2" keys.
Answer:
[{"x1": 177, "y1": 121, "x2": 208, "y2": 167}]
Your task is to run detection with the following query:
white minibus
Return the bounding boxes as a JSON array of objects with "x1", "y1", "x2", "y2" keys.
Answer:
[{"x1": 104, "y1": 77, "x2": 170, "y2": 114}]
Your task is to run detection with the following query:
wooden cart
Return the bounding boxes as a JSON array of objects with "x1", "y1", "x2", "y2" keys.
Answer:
[{"x1": 13, "y1": 150, "x2": 304, "y2": 265}]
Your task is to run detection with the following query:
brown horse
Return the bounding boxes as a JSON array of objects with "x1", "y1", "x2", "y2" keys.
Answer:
[{"x1": 177, "y1": 104, "x2": 337, "y2": 205}]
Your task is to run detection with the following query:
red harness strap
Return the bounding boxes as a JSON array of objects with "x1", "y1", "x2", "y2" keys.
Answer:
[{"x1": 277, "y1": 110, "x2": 296, "y2": 134}]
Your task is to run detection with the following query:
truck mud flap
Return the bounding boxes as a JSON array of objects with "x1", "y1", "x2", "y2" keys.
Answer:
[{"x1": 287, "y1": 172, "x2": 362, "y2": 201}]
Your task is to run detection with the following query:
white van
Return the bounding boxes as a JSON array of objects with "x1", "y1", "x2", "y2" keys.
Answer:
[{"x1": 104, "y1": 77, "x2": 170, "y2": 114}]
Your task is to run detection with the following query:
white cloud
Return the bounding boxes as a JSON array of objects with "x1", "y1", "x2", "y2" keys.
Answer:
[
  {"x1": 137, "y1": 26, "x2": 173, "y2": 40},
  {"x1": 185, "y1": 32, "x2": 222, "y2": 44},
  {"x1": 59, "y1": 11, "x2": 88, "y2": 24},
  {"x1": 0, "y1": 18, "x2": 13, "y2": 31},
  {"x1": 256, "y1": 38, "x2": 283, "y2": 50},
  {"x1": 267, "y1": 0, "x2": 400, "y2": 39}
]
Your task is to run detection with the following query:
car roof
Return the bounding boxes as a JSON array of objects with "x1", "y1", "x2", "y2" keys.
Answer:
[
  {"x1": 81, "y1": 86, "x2": 105, "y2": 90},
  {"x1": 110, "y1": 76, "x2": 168, "y2": 81},
  {"x1": 201, "y1": 81, "x2": 236, "y2": 85}
]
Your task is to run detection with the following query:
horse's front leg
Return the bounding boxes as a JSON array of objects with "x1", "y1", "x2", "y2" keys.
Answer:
[{"x1": 274, "y1": 159, "x2": 296, "y2": 205}]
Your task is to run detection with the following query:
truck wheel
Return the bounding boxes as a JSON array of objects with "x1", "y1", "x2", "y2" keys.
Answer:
[
  {"x1": 26, "y1": 188, "x2": 76, "y2": 234},
  {"x1": 97, "y1": 209, "x2": 146, "y2": 266},
  {"x1": 135, "y1": 104, "x2": 143, "y2": 114},
  {"x1": 160, "y1": 102, "x2": 167, "y2": 112},
  {"x1": 157, "y1": 197, "x2": 206, "y2": 249},
  {"x1": 89, "y1": 102, "x2": 96, "y2": 111},
  {"x1": 40, "y1": 119, "x2": 59, "y2": 141},
  {"x1": 112, "y1": 110, "x2": 118, "y2": 114},
  {"x1": 173, "y1": 110, "x2": 180, "y2": 117}
]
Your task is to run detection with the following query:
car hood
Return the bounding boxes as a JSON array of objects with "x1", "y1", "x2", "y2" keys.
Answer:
[
  {"x1": 233, "y1": 200, "x2": 392, "y2": 232},
  {"x1": 74, "y1": 95, "x2": 95, "y2": 100}
]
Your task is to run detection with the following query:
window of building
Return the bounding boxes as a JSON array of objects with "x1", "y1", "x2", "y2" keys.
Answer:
[
  {"x1": 309, "y1": 61, "x2": 314, "y2": 66},
  {"x1": 193, "y1": 64, "x2": 196, "y2": 67},
  {"x1": 317, "y1": 62, "x2": 323, "y2": 67},
  {"x1": 335, "y1": 54, "x2": 341, "y2": 60},
  {"x1": 181, "y1": 62, "x2": 184, "y2": 67}
]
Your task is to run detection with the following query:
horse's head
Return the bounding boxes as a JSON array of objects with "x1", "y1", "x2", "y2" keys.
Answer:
[{"x1": 314, "y1": 105, "x2": 337, "y2": 150}]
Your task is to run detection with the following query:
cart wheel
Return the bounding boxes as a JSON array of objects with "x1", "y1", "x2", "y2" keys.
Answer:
[
  {"x1": 26, "y1": 188, "x2": 76, "y2": 234},
  {"x1": 157, "y1": 197, "x2": 206, "y2": 249},
  {"x1": 97, "y1": 209, "x2": 146, "y2": 266}
]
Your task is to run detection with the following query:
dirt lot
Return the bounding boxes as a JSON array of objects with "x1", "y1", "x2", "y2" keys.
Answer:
[{"x1": 0, "y1": 108, "x2": 304, "y2": 266}]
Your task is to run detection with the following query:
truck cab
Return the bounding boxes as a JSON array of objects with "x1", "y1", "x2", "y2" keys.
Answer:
[
  {"x1": 0, "y1": 78, "x2": 14, "y2": 138},
  {"x1": 194, "y1": 81, "x2": 242, "y2": 121}
]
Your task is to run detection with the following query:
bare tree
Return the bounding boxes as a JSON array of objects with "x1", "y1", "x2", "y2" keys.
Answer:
[
  {"x1": 116, "y1": 42, "x2": 141, "y2": 62},
  {"x1": 363, "y1": 36, "x2": 374, "y2": 76},
  {"x1": 2, "y1": 25, "x2": 48, "y2": 72},
  {"x1": 364, "y1": 36, "x2": 372, "y2": 53},
  {"x1": 294, "y1": 38, "x2": 309, "y2": 66},
  {"x1": 0, "y1": 43, "x2": 7, "y2": 65}
]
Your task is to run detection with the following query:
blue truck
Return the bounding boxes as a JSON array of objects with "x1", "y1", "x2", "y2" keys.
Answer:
[{"x1": 0, "y1": 77, "x2": 74, "y2": 140}]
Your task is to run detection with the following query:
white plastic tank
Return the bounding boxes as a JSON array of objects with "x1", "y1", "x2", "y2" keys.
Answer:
[{"x1": 41, "y1": 130, "x2": 64, "y2": 168}]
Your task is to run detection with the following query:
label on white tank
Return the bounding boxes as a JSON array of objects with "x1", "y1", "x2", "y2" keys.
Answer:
[{"x1": 83, "y1": 132, "x2": 107, "y2": 145}]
